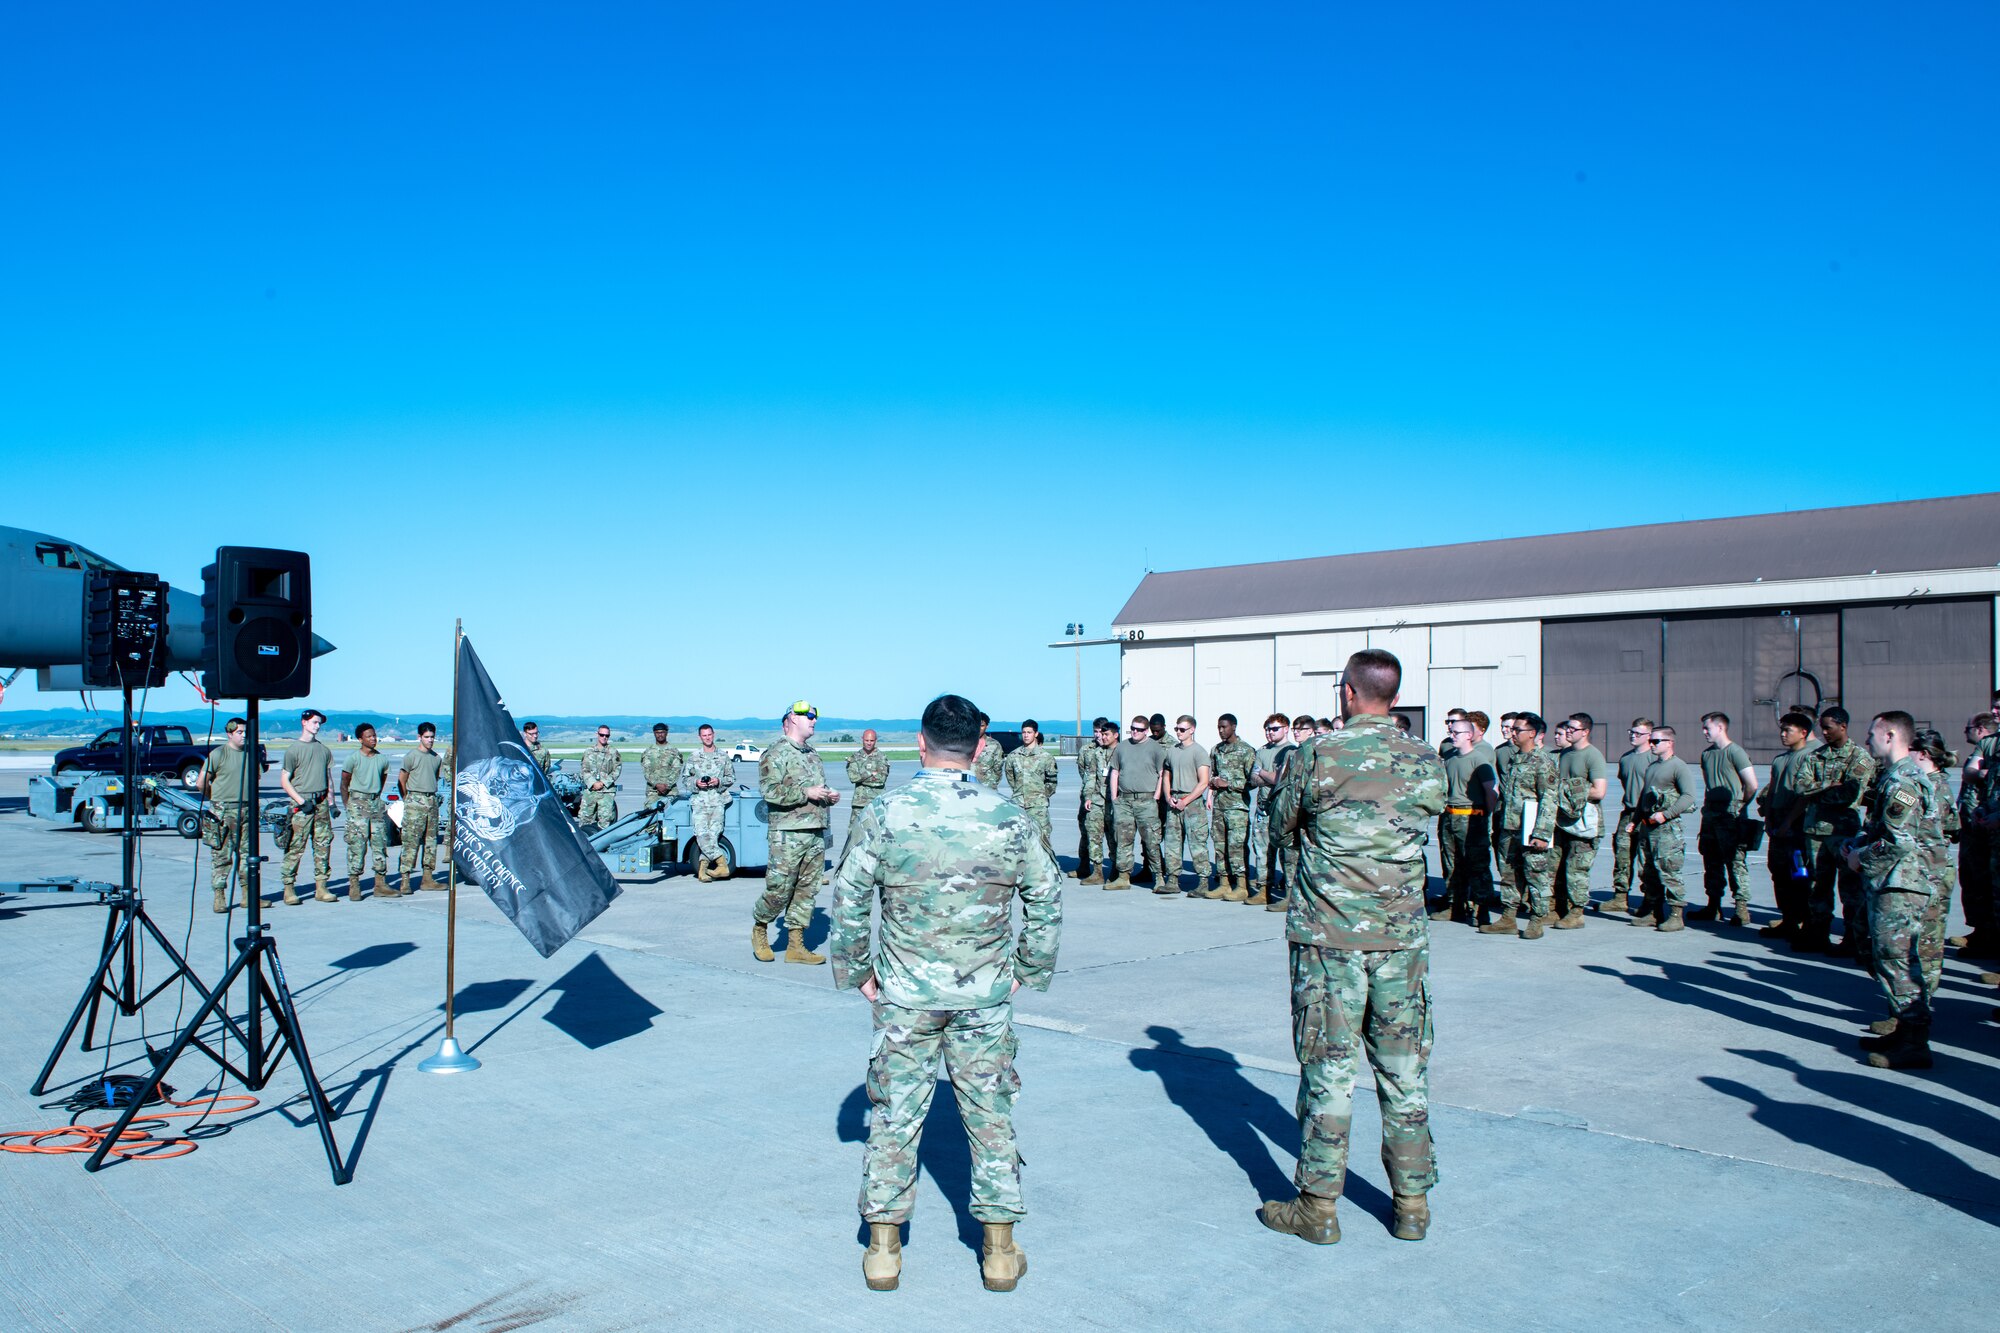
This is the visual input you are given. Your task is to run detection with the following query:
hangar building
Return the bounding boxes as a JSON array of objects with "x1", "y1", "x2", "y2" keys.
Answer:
[{"x1": 1110, "y1": 493, "x2": 2000, "y2": 757}]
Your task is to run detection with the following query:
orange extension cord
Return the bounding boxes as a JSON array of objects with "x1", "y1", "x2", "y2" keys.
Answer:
[{"x1": 0, "y1": 1094, "x2": 259, "y2": 1161}]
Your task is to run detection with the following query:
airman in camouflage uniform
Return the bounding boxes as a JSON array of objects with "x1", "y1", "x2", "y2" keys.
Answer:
[
  {"x1": 1551, "y1": 715, "x2": 1607, "y2": 924},
  {"x1": 1207, "y1": 714, "x2": 1258, "y2": 901},
  {"x1": 836, "y1": 728, "x2": 893, "y2": 876},
  {"x1": 1954, "y1": 714, "x2": 1997, "y2": 957},
  {"x1": 198, "y1": 717, "x2": 253, "y2": 912},
  {"x1": 1074, "y1": 720, "x2": 1116, "y2": 884},
  {"x1": 1108, "y1": 716, "x2": 1166, "y2": 889},
  {"x1": 521, "y1": 721, "x2": 556, "y2": 774},
  {"x1": 973, "y1": 713, "x2": 1006, "y2": 789},
  {"x1": 1792, "y1": 707, "x2": 1875, "y2": 954},
  {"x1": 829, "y1": 694, "x2": 1061, "y2": 1293},
  {"x1": 436, "y1": 738, "x2": 456, "y2": 877},
  {"x1": 1002, "y1": 720, "x2": 1060, "y2": 850},
  {"x1": 1603, "y1": 719, "x2": 1655, "y2": 914},
  {"x1": 578, "y1": 726, "x2": 622, "y2": 831},
  {"x1": 340, "y1": 724, "x2": 394, "y2": 900},
  {"x1": 1847, "y1": 714, "x2": 1949, "y2": 1070},
  {"x1": 1630, "y1": 728, "x2": 1703, "y2": 931},
  {"x1": 399, "y1": 724, "x2": 449, "y2": 890},
  {"x1": 1488, "y1": 713, "x2": 1521, "y2": 910},
  {"x1": 1259, "y1": 651, "x2": 1444, "y2": 1248},
  {"x1": 755, "y1": 702, "x2": 839, "y2": 963},
  {"x1": 641, "y1": 724, "x2": 684, "y2": 810},
  {"x1": 278, "y1": 710, "x2": 336, "y2": 905},
  {"x1": 684, "y1": 724, "x2": 734, "y2": 879},
  {"x1": 1481, "y1": 714, "x2": 1557, "y2": 936}
]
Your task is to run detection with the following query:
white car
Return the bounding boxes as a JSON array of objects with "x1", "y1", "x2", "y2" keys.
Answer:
[{"x1": 728, "y1": 742, "x2": 764, "y2": 763}]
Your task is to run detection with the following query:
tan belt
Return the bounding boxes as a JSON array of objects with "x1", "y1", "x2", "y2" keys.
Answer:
[{"x1": 1445, "y1": 806, "x2": 1484, "y2": 817}]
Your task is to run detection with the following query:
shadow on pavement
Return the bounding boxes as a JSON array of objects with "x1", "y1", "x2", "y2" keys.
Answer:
[
  {"x1": 1729, "y1": 1048, "x2": 2000, "y2": 1177},
  {"x1": 837, "y1": 1083, "x2": 983, "y2": 1253},
  {"x1": 541, "y1": 952, "x2": 663, "y2": 1050},
  {"x1": 1703, "y1": 1072, "x2": 2000, "y2": 1225}
]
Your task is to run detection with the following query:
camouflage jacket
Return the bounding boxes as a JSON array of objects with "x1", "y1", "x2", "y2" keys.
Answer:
[
  {"x1": 1272, "y1": 714, "x2": 1446, "y2": 951},
  {"x1": 641, "y1": 743, "x2": 684, "y2": 798},
  {"x1": 1852, "y1": 756, "x2": 1944, "y2": 894},
  {"x1": 1075, "y1": 743, "x2": 1113, "y2": 808},
  {"x1": 683, "y1": 748, "x2": 734, "y2": 803},
  {"x1": 846, "y1": 748, "x2": 891, "y2": 805},
  {"x1": 525, "y1": 741, "x2": 556, "y2": 774},
  {"x1": 580, "y1": 745, "x2": 622, "y2": 791},
  {"x1": 972, "y1": 736, "x2": 1005, "y2": 788},
  {"x1": 1003, "y1": 742, "x2": 1060, "y2": 808},
  {"x1": 1794, "y1": 739, "x2": 1875, "y2": 839},
  {"x1": 1499, "y1": 746, "x2": 1559, "y2": 842},
  {"x1": 829, "y1": 768, "x2": 1063, "y2": 1008},
  {"x1": 1208, "y1": 738, "x2": 1257, "y2": 808},
  {"x1": 1926, "y1": 770, "x2": 1960, "y2": 870},
  {"x1": 760, "y1": 737, "x2": 830, "y2": 831},
  {"x1": 1966, "y1": 733, "x2": 1999, "y2": 822}
]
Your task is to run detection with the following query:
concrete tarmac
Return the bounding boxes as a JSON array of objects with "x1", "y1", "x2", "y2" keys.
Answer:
[{"x1": 0, "y1": 761, "x2": 1994, "y2": 1330}]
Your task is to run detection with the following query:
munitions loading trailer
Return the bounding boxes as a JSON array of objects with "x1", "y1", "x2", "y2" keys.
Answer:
[{"x1": 586, "y1": 787, "x2": 769, "y2": 878}]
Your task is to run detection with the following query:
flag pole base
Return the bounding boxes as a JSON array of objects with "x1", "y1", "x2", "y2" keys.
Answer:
[{"x1": 419, "y1": 1036, "x2": 481, "y2": 1074}]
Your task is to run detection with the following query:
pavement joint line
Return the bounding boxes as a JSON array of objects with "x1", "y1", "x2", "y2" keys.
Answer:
[{"x1": 1053, "y1": 933, "x2": 1279, "y2": 976}]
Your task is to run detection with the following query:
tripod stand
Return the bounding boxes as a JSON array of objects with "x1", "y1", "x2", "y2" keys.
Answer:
[
  {"x1": 32, "y1": 686, "x2": 217, "y2": 1095},
  {"x1": 81, "y1": 699, "x2": 351, "y2": 1184}
]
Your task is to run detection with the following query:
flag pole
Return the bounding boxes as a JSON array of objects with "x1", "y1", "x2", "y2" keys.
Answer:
[{"x1": 420, "y1": 617, "x2": 480, "y2": 1074}]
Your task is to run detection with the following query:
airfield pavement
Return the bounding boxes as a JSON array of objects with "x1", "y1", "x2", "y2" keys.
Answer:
[{"x1": 0, "y1": 759, "x2": 1995, "y2": 1331}]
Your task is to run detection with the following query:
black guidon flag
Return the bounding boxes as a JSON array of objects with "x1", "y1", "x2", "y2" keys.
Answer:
[{"x1": 450, "y1": 635, "x2": 620, "y2": 957}]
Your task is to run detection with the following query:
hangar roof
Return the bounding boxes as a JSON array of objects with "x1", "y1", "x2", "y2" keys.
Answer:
[{"x1": 1114, "y1": 492, "x2": 2000, "y2": 626}]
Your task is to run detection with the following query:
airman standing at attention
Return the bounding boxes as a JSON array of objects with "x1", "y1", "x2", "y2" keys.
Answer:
[
  {"x1": 436, "y1": 735, "x2": 456, "y2": 880},
  {"x1": 684, "y1": 723, "x2": 734, "y2": 880},
  {"x1": 836, "y1": 728, "x2": 894, "y2": 878},
  {"x1": 1845, "y1": 713, "x2": 1947, "y2": 1070},
  {"x1": 1953, "y1": 712, "x2": 1997, "y2": 958},
  {"x1": 1207, "y1": 714, "x2": 1258, "y2": 902},
  {"x1": 1630, "y1": 727, "x2": 1703, "y2": 932},
  {"x1": 973, "y1": 712, "x2": 1006, "y2": 790},
  {"x1": 1160, "y1": 715, "x2": 1212, "y2": 896},
  {"x1": 1074, "y1": 719, "x2": 1117, "y2": 885},
  {"x1": 1249, "y1": 714, "x2": 1295, "y2": 908},
  {"x1": 1692, "y1": 711, "x2": 1760, "y2": 925},
  {"x1": 1551, "y1": 713, "x2": 1608, "y2": 926},
  {"x1": 399, "y1": 723, "x2": 449, "y2": 891},
  {"x1": 1259, "y1": 650, "x2": 1445, "y2": 1249},
  {"x1": 1600, "y1": 719, "x2": 1655, "y2": 915},
  {"x1": 755, "y1": 701, "x2": 840, "y2": 964},
  {"x1": 279, "y1": 709, "x2": 336, "y2": 906},
  {"x1": 1792, "y1": 706, "x2": 1876, "y2": 956},
  {"x1": 829, "y1": 694, "x2": 1062, "y2": 1294},
  {"x1": 1757, "y1": 711, "x2": 1820, "y2": 941},
  {"x1": 1480, "y1": 714, "x2": 1557, "y2": 939},
  {"x1": 521, "y1": 721, "x2": 556, "y2": 774},
  {"x1": 577, "y1": 725, "x2": 622, "y2": 831},
  {"x1": 198, "y1": 716, "x2": 253, "y2": 913},
  {"x1": 1489, "y1": 712, "x2": 1523, "y2": 912},
  {"x1": 641, "y1": 723, "x2": 684, "y2": 810},
  {"x1": 340, "y1": 723, "x2": 394, "y2": 900},
  {"x1": 1107, "y1": 715, "x2": 1166, "y2": 891},
  {"x1": 1002, "y1": 719, "x2": 1060, "y2": 851},
  {"x1": 1432, "y1": 711, "x2": 1497, "y2": 924}
]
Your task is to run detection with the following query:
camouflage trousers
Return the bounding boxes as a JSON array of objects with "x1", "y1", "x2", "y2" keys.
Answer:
[
  {"x1": 1638, "y1": 819, "x2": 1687, "y2": 909},
  {"x1": 1161, "y1": 799, "x2": 1209, "y2": 880},
  {"x1": 1869, "y1": 888, "x2": 1946, "y2": 1026},
  {"x1": 1961, "y1": 827, "x2": 1994, "y2": 933},
  {"x1": 757, "y1": 829, "x2": 824, "y2": 931},
  {"x1": 344, "y1": 793, "x2": 390, "y2": 879},
  {"x1": 1077, "y1": 799, "x2": 1107, "y2": 873},
  {"x1": 691, "y1": 791, "x2": 727, "y2": 859},
  {"x1": 1610, "y1": 814, "x2": 1646, "y2": 895},
  {"x1": 280, "y1": 799, "x2": 333, "y2": 885},
  {"x1": 1492, "y1": 815, "x2": 1519, "y2": 899},
  {"x1": 437, "y1": 784, "x2": 452, "y2": 869},
  {"x1": 861, "y1": 999, "x2": 1023, "y2": 1224},
  {"x1": 1016, "y1": 799, "x2": 1053, "y2": 852},
  {"x1": 1210, "y1": 798, "x2": 1251, "y2": 877},
  {"x1": 400, "y1": 792, "x2": 440, "y2": 875},
  {"x1": 203, "y1": 808, "x2": 247, "y2": 895},
  {"x1": 1553, "y1": 828, "x2": 1599, "y2": 915},
  {"x1": 1290, "y1": 942, "x2": 1438, "y2": 1201},
  {"x1": 578, "y1": 787, "x2": 617, "y2": 830},
  {"x1": 1439, "y1": 812, "x2": 1497, "y2": 913},
  {"x1": 837, "y1": 795, "x2": 881, "y2": 870},
  {"x1": 1698, "y1": 811, "x2": 1750, "y2": 908},
  {"x1": 1808, "y1": 834, "x2": 1865, "y2": 937},
  {"x1": 1113, "y1": 791, "x2": 1163, "y2": 876},
  {"x1": 1507, "y1": 830, "x2": 1554, "y2": 919}
]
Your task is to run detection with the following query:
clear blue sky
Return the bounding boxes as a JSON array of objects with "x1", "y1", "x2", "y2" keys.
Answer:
[{"x1": 4, "y1": 3, "x2": 1992, "y2": 723}]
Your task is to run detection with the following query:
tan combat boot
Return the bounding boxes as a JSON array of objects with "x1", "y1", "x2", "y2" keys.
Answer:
[
  {"x1": 377, "y1": 876, "x2": 403, "y2": 899},
  {"x1": 1258, "y1": 1192, "x2": 1340, "y2": 1245},
  {"x1": 1866, "y1": 1023, "x2": 1933, "y2": 1070},
  {"x1": 1597, "y1": 892, "x2": 1629, "y2": 915},
  {"x1": 693, "y1": 854, "x2": 711, "y2": 882},
  {"x1": 1244, "y1": 881, "x2": 1269, "y2": 906},
  {"x1": 1198, "y1": 877, "x2": 1229, "y2": 900},
  {"x1": 980, "y1": 1222, "x2": 1027, "y2": 1291},
  {"x1": 862, "y1": 1221, "x2": 901, "y2": 1291},
  {"x1": 710, "y1": 856, "x2": 732, "y2": 881},
  {"x1": 420, "y1": 867, "x2": 447, "y2": 891},
  {"x1": 212, "y1": 889, "x2": 229, "y2": 915},
  {"x1": 1222, "y1": 877, "x2": 1249, "y2": 903},
  {"x1": 751, "y1": 921, "x2": 775, "y2": 963},
  {"x1": 348, "y1": 877, "x2": 364, "y2": 903},
  {"x1": 1656, "y1": 907, "x2": 1686, "y2": 932},
  {"x1": 1105, "y1": 874, "x2": 1131, "y2": 891},
  {"x1": 1077, "y1": 867, "x2": 1103, "y2": 885},
  {"x1": 1732, "y1": 902, "x2": 1753, "y2": 927},
  {"x1": 1477, "y1": 911, "x2": 1517, "y2": 935},
  {"x1": 282, "y1": 881, "x2": 301, "y2": 907},
  {"x1": 784, "y1": 927, "x2": 826, "y2": 965},
  {"x1": 1392, "y1": 1193, "x2": 1430, "y2": 1241},
  {"x1": 1522, "y1": 919, "x2": 1546, "y2": 940},
  {"x1": 313, "y1": 878, "x2": 337, "y2": 904},
  {"x1": 1552, "y1": 909, "x2": 1586, "y2": 930}
]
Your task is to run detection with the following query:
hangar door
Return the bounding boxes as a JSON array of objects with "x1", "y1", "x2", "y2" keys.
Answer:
[{"x1": 1841, "y1": 600, "x2": 1993, "y2": 737}]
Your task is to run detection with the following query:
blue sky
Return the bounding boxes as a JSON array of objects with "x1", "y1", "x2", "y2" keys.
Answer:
[{"x1": 4, "y1": 3, "x2": 1991, "y2": 722}]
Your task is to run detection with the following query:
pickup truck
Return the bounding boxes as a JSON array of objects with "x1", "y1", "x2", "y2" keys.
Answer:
[{"x1": 51, "y1": 725, "x2": 269, "y2": 788}]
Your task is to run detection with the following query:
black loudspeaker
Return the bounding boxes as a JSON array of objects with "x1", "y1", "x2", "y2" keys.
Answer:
[
  {"x1": 82, "y1": 571, "x2": 170, "y2": 690},
  {"x1": 201, "y1": 547, "x2": 313, "y2": 700}
]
